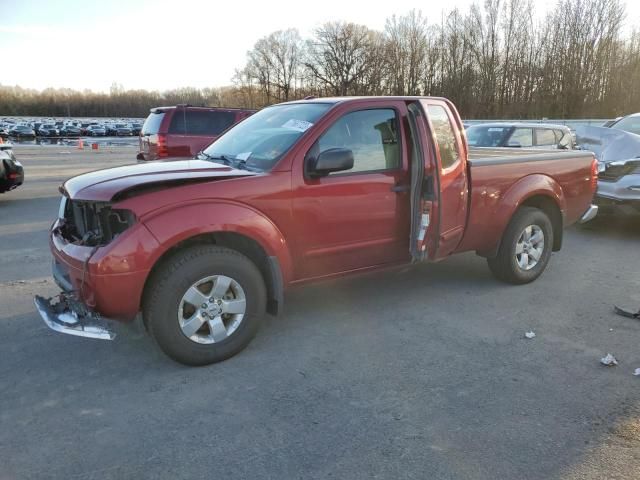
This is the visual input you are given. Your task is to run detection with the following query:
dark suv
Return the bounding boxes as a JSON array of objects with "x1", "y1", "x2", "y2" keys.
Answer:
[{"x1": 137, "y1": 105, "x2": 255, "y2": 161}]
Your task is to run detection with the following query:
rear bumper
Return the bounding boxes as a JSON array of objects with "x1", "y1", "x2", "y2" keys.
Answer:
[
  {"x1": 0, "y1": 167, "x2": 24, "y2": 193},
  {"x1": 579, "y1": 204, "x2": 599, "y2": 223},
  {"x1": 34, "y1": 293, "x2": 116, "y2": 340}
]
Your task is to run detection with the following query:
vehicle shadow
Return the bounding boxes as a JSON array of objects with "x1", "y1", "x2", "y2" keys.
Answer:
[
  {"x1": 3, "y1": 253, "x2": 639, "y2": 480},
  {"x1": 575, "y1": 213, "x2": 640, "y2": 239}
]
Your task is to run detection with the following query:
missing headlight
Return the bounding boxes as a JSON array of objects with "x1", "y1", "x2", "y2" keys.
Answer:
[{"x1": 60, "y1": 199, "x2": 136, "y2": 246}]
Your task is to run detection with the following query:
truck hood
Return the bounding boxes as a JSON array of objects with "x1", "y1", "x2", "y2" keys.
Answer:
[{"x1": 61, "y1": 159, "x2": 258, "y2": 201}]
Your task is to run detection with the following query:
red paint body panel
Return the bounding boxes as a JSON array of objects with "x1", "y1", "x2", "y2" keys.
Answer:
[
  {"x1": 457, "y1": 158, "x2": 594, "y2": 254},
  {"x1": 49, "y1": 96, "x2": 598, "y2": 321}
]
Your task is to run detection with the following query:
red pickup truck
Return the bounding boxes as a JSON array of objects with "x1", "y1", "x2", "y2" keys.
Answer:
[{"x1": 35, "y1": 96, "x2": 599, "y2": 365}]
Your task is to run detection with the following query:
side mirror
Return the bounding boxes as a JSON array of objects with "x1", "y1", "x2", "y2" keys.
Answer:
[{"x1": 308, "y1": 148, "x2": 354, "y2": 177}]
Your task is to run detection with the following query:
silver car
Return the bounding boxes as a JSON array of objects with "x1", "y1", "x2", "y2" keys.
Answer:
[
  {"x1": 465, "y1": 123, "x2": 575, "y2": 150},
  {"x1": 576, "y1": 121, "x2": 640, "y2": 215}
]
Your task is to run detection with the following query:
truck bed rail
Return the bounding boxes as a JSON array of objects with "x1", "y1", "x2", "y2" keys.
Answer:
[{"x1": 469, "y1": 147, "x2": 594, "y2": 166}]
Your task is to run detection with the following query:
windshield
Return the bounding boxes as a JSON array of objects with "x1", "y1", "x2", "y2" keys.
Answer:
[
  {"x1": 202, "y1": 103, "x2": 332, "y2": 171},
  {"x1": 611, "y1": 116, "x2": 640, "y2": 135},
  {"x1": 466, "y1": 125, "x2": 511, "y2": 147}
]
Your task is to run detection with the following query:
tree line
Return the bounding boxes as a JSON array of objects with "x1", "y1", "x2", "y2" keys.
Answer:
[{"x1": 1, "y1": 0, "x2": 639, "y2": 119}]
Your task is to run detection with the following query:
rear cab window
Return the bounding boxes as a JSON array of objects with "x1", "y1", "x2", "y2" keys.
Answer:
[{"x1": 141, "y1": 112, "x2": 166, "y2": 135}]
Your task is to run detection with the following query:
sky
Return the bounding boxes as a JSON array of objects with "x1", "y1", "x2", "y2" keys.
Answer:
[{"x1": 1, "y1": 0, "x2": 639, "y2": 92}]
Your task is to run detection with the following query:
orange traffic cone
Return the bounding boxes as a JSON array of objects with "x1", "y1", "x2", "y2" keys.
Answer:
[{"x1": 78, "y1": 139, "x2": 84, "y2": 150}]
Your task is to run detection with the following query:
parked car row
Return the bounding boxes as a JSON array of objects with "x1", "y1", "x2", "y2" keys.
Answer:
[{"x1": 0, "y1": 118, "x2": 143, "y2": 138}]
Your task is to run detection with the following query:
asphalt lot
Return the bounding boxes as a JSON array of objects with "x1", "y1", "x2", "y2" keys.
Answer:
[{"x1": 1, "y1": 146, "x2": 639, "y2": 479}]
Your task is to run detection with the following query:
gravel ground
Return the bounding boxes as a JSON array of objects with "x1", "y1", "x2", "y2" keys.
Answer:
[{"x1": 1, "y1": 146, "x2": 639, "y2": 479}]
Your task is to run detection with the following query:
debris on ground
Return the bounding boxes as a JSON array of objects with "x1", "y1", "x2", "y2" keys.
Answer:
[
  {"x1": 614, "y1": 305, "x2": 640, "y2": 319},
  {"x1": 634, "y1": 368, "x2": 640, "y2": 376},
  {"x1": 601, "y1": 353, "x2": 618, "y2": 366},
  {"x1": 524, "y1": 331, "x2": 536, "y2": 339}
]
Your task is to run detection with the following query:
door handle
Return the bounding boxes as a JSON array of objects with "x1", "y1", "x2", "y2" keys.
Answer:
[{"x1": 391, "y1": 184, "x2": 410, "y2": 193}]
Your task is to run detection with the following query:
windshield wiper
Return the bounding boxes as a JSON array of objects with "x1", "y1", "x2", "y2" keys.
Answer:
[
  {"x1": 198, "y1": 152, "x2": 234, "y2": 165},
  {"x1": 198, "y1": 152, "x2": 254, "y2": 171}
]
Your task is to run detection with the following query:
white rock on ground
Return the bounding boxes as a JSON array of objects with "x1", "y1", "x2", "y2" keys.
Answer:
[{"x1": 600, "y1": 353, "x2": 618, "y2": 366}]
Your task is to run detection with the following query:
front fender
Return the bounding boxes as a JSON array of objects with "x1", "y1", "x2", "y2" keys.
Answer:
[{"x1": 142, "y1": 200, "x2": 294, "y2": 284}]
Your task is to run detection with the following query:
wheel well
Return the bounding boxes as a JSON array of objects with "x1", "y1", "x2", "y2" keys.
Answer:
[
  {"x1": 521, "y1": 195, "x2": 563, "y2": 251},
  {"x1": 143, "y1": 232, "x2": 282, "y2": 318}
]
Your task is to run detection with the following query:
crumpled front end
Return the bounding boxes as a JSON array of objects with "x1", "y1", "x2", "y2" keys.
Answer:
[
  {"x1": 596, "y1": 159, "x2": 640, "y2": 213},
  {"x1": 34, "y1": 194, "x2": 161, "y2": 339}
]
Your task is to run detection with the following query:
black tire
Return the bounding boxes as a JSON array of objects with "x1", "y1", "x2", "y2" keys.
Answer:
[
  {"x1": 143, "y1": 245, "x2": 266, "y2": 366},
  {"x1": 487, "y1": 207, "x2": 554, "y2": 285}
]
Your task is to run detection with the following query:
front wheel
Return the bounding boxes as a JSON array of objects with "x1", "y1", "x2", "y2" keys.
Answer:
[
  {"x1": 144, "y1": 245, "x2": 267, "y2": 366},
  {"x1": 487, "y1": 207, "x2": 554, "y2": 285}
]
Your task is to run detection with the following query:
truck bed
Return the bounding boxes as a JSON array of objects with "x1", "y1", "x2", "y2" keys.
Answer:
[
  {"x1": 458, "y1": 147, "x2": 596, "y2": 256},
  {"x1": 468, "y1": 147, "x2": 591, "y2": 166}
]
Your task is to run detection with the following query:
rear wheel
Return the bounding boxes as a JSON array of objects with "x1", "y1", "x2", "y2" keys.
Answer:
[
  {"x1": 487, "y1": 207, "x2": 554, "y2": 284},
  {"x1": 144, "y1": 245, "x2": 266, "y2": 366}
]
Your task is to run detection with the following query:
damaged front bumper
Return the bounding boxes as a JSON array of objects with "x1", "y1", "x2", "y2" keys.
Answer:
[{"x1": 34, "y1": 293, "x2": 116, "y2": 340}]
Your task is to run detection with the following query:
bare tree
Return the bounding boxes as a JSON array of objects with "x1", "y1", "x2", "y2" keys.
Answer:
[
  {"x1": 3, "y1": 1, "x2": 639, "y2": 119},
  {"x1": 384, "y1": 10, "x2": 429, "y2": 95},
  {"x1": 304, "y1": 22, "x2": 376, "y2": 96},
  {"x1": 244, "y1": 29, "x2": 304, "y2": 103}
]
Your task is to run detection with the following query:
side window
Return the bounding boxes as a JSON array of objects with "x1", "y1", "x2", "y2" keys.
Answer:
[
  {"x1": 426, "y1": 105, "x2": 460, "y2": 169},
  {"x1": 317, "y1": 109, "x2": 400, "y2": 174},
  {"x1": 186, "y1": 111, "x2": 236, "y2": 135},
  {"x1": 508, "y1": 128, "x2": 533, "y2": 147},
  {"x1": 554, "y1": 130, "x2": 564, "y2": 143},
  {"x1": 536, "y1": 128, "x2": 556, "y2": 146},
  {"x1": 169, "y1": 111, "x2": 186, "y2": 134}
]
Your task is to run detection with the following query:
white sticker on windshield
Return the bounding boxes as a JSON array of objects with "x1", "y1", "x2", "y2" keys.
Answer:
[
  {"x1": 236, "y1": 152, "x2": 251, "y2": 160},
  {"x1": 488, "y1": 128, "x2": 504, "y2": 132},
  {"x1": 282, "y1": 119, "x2": 313, "y2": 132}
]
